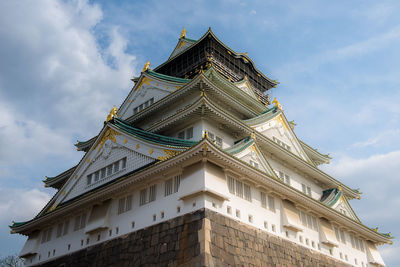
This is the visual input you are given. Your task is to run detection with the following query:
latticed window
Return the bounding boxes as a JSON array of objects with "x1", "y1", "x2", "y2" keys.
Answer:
[
  {"x1": 164, "y1": 179, "x2": 173, "y2": 196},
  {"x1": 268, "y1": 195, "x2": 275, "y2": 212},
  {"x1": 41, "y1": 228, "x2": 52, "y2": 244},
  {"x1": 73, "y1": 213, "x2": 86, "y2": 231},
  {"x1": 139, "y1": 189, "x2": 147, "y2": 206},
  {"x1": 118, "y1": 195, "x2": 132, "y2": 215},
  {"x1": 227, "y1": 176, "x2": 251, "y2": 202},
  {"x1": 244, "y1": 184, "x2": 251, "y2": 202},
  {"x1": 149, "y1": 185, "x2": 156, "y2": 202},
  {"x1": 227, "y1": 176, "x2": 235, "y2": 194},
  {"x1": 260, "y1": 192, "x2": 267, "y2": 208}
]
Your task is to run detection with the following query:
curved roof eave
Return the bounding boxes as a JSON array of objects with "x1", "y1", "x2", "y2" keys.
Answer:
[{"x1": 154, "y1": 28, "x2": 278, "y2": 89}]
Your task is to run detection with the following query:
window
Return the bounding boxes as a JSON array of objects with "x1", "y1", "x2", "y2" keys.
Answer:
[
  {"x1": 299, "y1": 210, "x2": 318, "y2": 231},
  {"x1": 260, "y1": 192, "x2": 267, "y2": 208},
  {"x1": 140, "y1": 184, "x2": 156, "y2": 205},
  {"x1": 227, "y1": 176, "x2": 235, "y2": 194},
  {"x1": 244, "y1": 184, "x2": 251, "y2": 201},
  {"x1": 186, "y1": 127, "x2": 193, "y2": 139},
  {"x1": 165, "y1": 175, "x2": 181, "y2": 196},
  {"x1": 133, "y1": 98, "x2": 154, "y2": 114},
  {"x1": 87, "y1": 158, "x2": 127, "y2": 185},
  {"x1": 149, "y1": 185, "x2": 156, "y2": 202},
  {"x1": 165, "y1": 179, "x2": 173, "y2": 196},
  {"x1": 56, "y1": 220, "x2": 69, "y2": 238},
  {"x1": 41, "y1": 228, "x2": 52, "y2": 244},
  {"x1": 268, "y1": 195, "x2": 275, "y2": 212},
  {"x1": 299, "y1": 236, "x2": 303, "y2": 243},
  {"x1": 215, "y1": 136, "x2": 223, "y2": 147},
  {"x1": 264, "y1": 221, "x2": 268, "y2": 229},
  {"x1": 227, "y1": 206, "x2": 232, "y2": 214},
  {"x1": 227, "y1": 176, "x2": 251, "y2": 202},
  {"x1": 272, "y1": 224, "x2": 276, "y2": 232},
  {"x1": 118, "y1": 195, "x2": 132, "y2": 215},
  {"x1": 140, "y1": 189, "x2": 147, "y2": 206},
  {"x1": 131, "y1": 221, "x2": 135, "y2": 228},
  {"x1": 74, "y1": 214, "x2": 86, "y2": 231},
  {"x1": 235, "y1": 209, "x2": 241, "y2": 218},
  {"x1": 153, "y1": 214, "x2": 156, "y2": 221},
  {"x1": 208, "y1": 131, "x2": 223, "y2": 148},
  {"x1": 248, "y1": 215, "x2": 253, "y2": 223},
  {"x1": 161, "y1": 211, "x2": 164, "y2": 218},
  {"x1": 301, "y1": 184, "x2": 312, "y2": 197},
  {"x1": 275, "y1": 170, "x2": 290, "y2": 185},
  {"x1": 177, "y1": 206, "x2": 181, "y2": 213},
  {"x1": 178, "y1": 131, "x2": 185, "y2": 139},
  {"x1": 339, "y1": 229, "x2": 346, "y2": 244},
  {"x1": 272, "y1": 136, "x2": 291, "y2": 151}
]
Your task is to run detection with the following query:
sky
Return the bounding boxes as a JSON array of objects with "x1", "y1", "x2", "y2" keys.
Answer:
[{"x1": 0, "y1": 0, "x2": 399, "y2": 264}]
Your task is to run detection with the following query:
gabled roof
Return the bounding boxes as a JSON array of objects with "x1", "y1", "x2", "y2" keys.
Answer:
[
  {"x1": 154, "y1": 28, "x2": 278, "y2": 91},
  {"x1": 321, "y1": 188, "x2": 361, "y2": 222},
  {"x1": 112, "y1": 118, "x2": 197, "y2": 147},
  {"x1": 168, "y1": 37, "x2": 197, "y2": 59},
  {"x1": 43, "y1": 166, "x2": 77, "y2": 189},
  {"x1": 10, "y1": 138, "x2": 392, "y2": 244}
]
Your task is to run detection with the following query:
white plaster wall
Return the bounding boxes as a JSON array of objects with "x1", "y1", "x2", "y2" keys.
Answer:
[{"x1": 26, "y1": 163, "x2": 371, "y2": 267}]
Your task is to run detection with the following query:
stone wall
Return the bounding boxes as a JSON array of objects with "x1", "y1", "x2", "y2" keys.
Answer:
[{"x1": 35, "y1": 209, "x2": 351, "y2": 267}]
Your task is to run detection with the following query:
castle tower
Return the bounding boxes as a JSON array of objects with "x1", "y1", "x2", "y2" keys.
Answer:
[{"x1": 10, "y1": 28, "x2": 392, "y2": 267}]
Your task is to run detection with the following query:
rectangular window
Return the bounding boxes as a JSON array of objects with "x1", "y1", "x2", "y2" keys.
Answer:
[
  {"x1": 244, "y1": 184, "x2": 251, "y2": 202},
  {"x1": 306, "y1": 186, "x2": 311, "y2": 196},
  {"x1": 87, "y1": 174, "x2": 92, "y2": 185},
  {"x1": 178, "y1": 131, "x2": 185, "y2": 139},
  {"x1": 107, "y1": 165, "x2": 113, "y2": 176},
  {"x1": 140, "y1": 189, "x2": 147, "y2": 206},
  {"x1": 260, "y1": 192, "x2": 267, "y2": 208},
  {"x1": 302, "y1": 184, "x2": 307, "y2": 194},
  {"x1": 173, "y1": 175, "x2": 181, "y2": 193},
  {"x1": 334, "y1": 227, "x2": 340, "y2": 241},
  {"x1": 114, "y1": 161, "x2": 120, "y2": 172},
  {"x1": 268, "y1": 195, "x2": 275, "y2": 212},
  {"x1": 133, "y1": 107, "x2": 138, "y2": 114},
  {"x1": 215, "y1": 136, "x2": 223, "y2": 147},
  {"x1": 227, "y1": 176, "x2": 235, "y2": 194},
  {"x1": 118, "y1": 198, "x2": 125, "y2": 215},
  {"x1": 149, "y1": 185, "x2": 156, "y2": 202},
  {"x1": 186, "y1": 127, "x2": 193, "y2": 139},
  {"x1": 80, "y1": 213, "x2": 86, "y2": 229},
  {"x1": 126, "y1": 195, "x2": 132, "y2": 212},
  {"x1": 63, "y1": 220, "x2": 69, "y2": 236},
  {"x1": 118, "y1": 195, "x2": 132, "y2": 215},
  {"x1": 208, "y1": 132, "x2": 215, "y2": 140},
  {"x1": 121, "y1": 158, "x2": 127, "y2": 169},
  {"x1": 94, "y1": 171, "x2": 100, "y2": 182},
  {"x1": 235, "y1": 180, "x2": 243, "y2": 198},
  {"x1": 101, "y1": 168, "x2": 106, "y2": 179},
  {"x1": 340, "y1": 229, "x2": 346, "y2": 244},
  {"x1": 149, "y1": 98, "x2": 154, "y2": 105},
  {"x1": 165, "y1": 179, "x2": 173, "y2": 196},
  {"x1": 56, "y1": 223, "x2": 63, "y2": 238}
]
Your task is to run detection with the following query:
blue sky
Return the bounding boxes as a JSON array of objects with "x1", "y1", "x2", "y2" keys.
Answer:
[{"x1": 1, "y1": 0, "x2": 399, "y2": 264}]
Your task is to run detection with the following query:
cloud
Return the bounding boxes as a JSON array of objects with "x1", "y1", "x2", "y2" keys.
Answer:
[
  {"x1": 322, "y1": 150, "x2": 400, "y2": 265},
  {"x1": 0, "y1": 0, "x2": 137, "y2": 177},
  {"x1": 0, "y1": 187, "x2": 53, "y2": 257},
  {"x1": 352, "y1": 129, "x2": 400, "y2": 148}
]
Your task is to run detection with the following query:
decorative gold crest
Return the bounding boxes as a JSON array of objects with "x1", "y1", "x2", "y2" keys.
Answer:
[
  {"x1": 96, "y1": 128, "x2": 121, "y2": 152},
  {"x1": 157, "y1": 149, "x2": 181, "y2": 161}
]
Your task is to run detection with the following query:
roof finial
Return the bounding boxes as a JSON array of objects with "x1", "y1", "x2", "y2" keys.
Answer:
[
  {"x1": 106, "y1": 105, "x2": 118, "y2": 122},
  {"x1": 272, "y1": 97, "x2": 282, "y2": 110},
  {"x1": 142, "y1": 61, "x2": 151, "y2": 72},
  {"x1": 180, "y1": 27, "x2": 187, "y2": 39}
]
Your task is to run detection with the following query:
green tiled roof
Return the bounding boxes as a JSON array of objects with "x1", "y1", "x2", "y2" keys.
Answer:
[
  {"x1": 225, "y1": 136, "x2": 254, "y2": 154},
  {"x1": 320, "y1": 188, "x2": 342, "y2": 207},
  {"x1": 146, "y1": 70, "x2": 191, "y2": 83},
  {"x1": 113, "y1": 118, "x2": 197, "y2": 147}
]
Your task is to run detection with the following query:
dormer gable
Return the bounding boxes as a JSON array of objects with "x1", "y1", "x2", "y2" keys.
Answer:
[
  {"x1": 244, "y1": 106, "x2": 312, "y2": 164},
  {"x1": 233, "y1": 77, "x2": 258, "y2": 100},
  {"x1": 41, "y1": 118, "x2": 196, "y2": 215},
  {"x1": 321, "y1": 188, "x2": 360, "y2": 222},
  {"x1": 169, "y1": 37, "x2": 197, "y2": 59},
  {"x1": 118, "y1": 70, "x2": 190, "y2": 120},
  {"x1": 225, "y1": 136, "x2": 276, "y2": 178}
]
